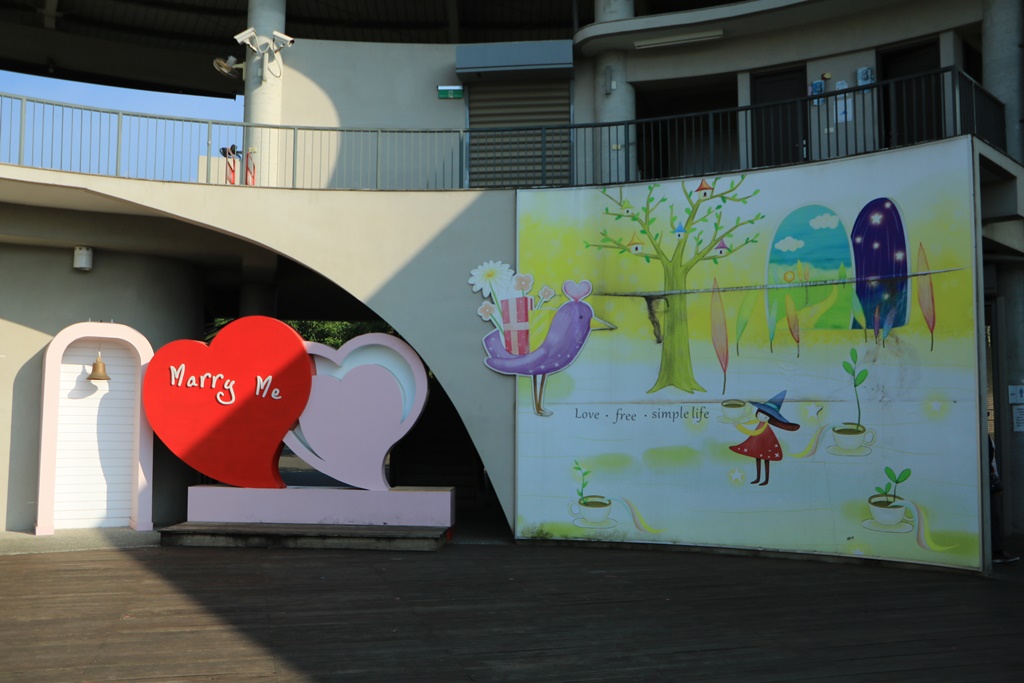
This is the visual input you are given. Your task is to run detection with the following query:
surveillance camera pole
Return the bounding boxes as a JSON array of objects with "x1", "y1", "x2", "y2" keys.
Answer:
[{"x1": 241, "y1": 0, "x2": 288, "y2": 187}]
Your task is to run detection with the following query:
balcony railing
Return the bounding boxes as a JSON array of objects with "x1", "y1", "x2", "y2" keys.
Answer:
[{"x1": 0, "y1": 67, "x2": 1005, "y2": 191}]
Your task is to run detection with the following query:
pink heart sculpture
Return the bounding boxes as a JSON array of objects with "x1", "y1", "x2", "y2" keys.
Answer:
[
  {"x1": 143, "y1": 316, "x2": 313, "y2": 488},
  {"x1": 284, "y1": 334, "x2": 428, "y2": 491}
]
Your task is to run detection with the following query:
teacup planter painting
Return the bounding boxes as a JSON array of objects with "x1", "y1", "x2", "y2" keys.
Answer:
[
  {"x1": 143, "y1": 317, "x2": 452, "y2": 528},
  {"x1": 562, "y1": 459, "x2": 663, "y2": 534},
  {"x1": 569, "y1": 460, "x2": 615, "y2": 529},
  {"x1": 864, "y1": 467, "x2": 913, "y2": 533},
  {"x1": 828, "y1": 347, "x2": 875, "y2": 456},
  {"x1": 719, "y1": 399, "x2": 751, "y2": 423},
  {"x1": 859, "y1": 466, "x2": 953, "y2": 553}
]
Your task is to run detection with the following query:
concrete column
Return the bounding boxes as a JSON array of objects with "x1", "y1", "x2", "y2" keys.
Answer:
[
  {"x1": 594, "y1": 51, "x2": 636, "y2": 123},
  {"x1": 983, "y1": 0, "x2": 1022, "y2": 162},
  {"x1": 595, "y1": 0, "x2": 634, "y2": 22},
  {"x1": 996, "y1": 261, "x2": 1024, "y2": 534},
  {"x1": 737, "y1": 72, "x2": 751, "y2": 169},
  {"x1": 593, "y1": 0, "x2": 636, "y2": 183},
  {"x1": 243, "y1": 0, "x2": 287, "y2": 126},
  {"x1": 242, "y1": 0, "x2": 288, "y2": 186}
]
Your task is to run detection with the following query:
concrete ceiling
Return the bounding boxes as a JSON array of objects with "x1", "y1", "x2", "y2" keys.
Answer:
[
  {"x1": 0, "y1": 0, "x2": 596, "y2": 98},
  {"x1": 0, "y1": 1, "x2": 755, "y2": 98}
]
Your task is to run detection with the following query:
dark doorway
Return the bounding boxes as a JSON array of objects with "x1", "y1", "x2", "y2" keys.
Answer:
[
  {"x1": 750, "y1": 67, "x2": 807, "y2": 167},
  {"x1": 634, "y1": 75, "x2": 739, "y2": 178},
  {"x1": 878, "y1": 39, "x2": 941, "y2": 148}
]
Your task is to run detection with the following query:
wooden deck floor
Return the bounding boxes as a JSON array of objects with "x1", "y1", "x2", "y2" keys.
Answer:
[{"x1": 1, "y1": 543, "x2": 1022, "y2": 681}]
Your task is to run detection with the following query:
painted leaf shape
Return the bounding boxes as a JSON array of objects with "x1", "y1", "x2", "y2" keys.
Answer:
[
  {"x1": 711, "y1": 279, "x2": 729, "y2": 375},
  {"x1": 850, "y1": 348, "x2": 858, "y2": 363},
  {"x1": 882, "y1": 306, "x2": 897, "y2": 341},
  {"x1": 916, "y1": 243, "x2": 936, "y2": 332},
  {"x1": 885, "y1": 466, "x2": 897, "y2": 482},
  {"x1": 851, "y1": 294, "x2": 866, "y2": 330},
  {"x1": 735, "y1": 290, "x2": 757, "y2": 344},
  {"x1": 855, "y1": 368, "x2": 868, "y2": 387},
  {"x1": 843, "y1": 361, "x2": 854, "y2": 376},
  {"x1": 897, "y1": 468, "x2": 912, "y2": 483},
  {"x1": 785, "y1": 294, "x2": 800, "y2": 344}
]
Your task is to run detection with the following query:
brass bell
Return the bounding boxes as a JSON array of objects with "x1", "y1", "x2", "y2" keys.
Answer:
[{"x1": 87, "y1": 351, "x2": 110, "y2": 381}]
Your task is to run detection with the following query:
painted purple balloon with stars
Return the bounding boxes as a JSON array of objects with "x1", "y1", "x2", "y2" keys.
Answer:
[{"x1": 850, "y1": 198, "x2": 909, "y2": 334}]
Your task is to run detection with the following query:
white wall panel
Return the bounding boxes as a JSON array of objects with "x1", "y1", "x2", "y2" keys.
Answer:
[{"x1": 53, "y1": 341, "x2": 138, "y2": 529}]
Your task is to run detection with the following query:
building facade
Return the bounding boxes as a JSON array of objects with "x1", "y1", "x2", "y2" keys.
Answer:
[{"x1": 0, "y1": 0, "x2": 1021, "y2": 570}]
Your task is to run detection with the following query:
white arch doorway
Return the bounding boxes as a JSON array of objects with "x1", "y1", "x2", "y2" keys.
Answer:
[{"x1": 36, "y1": 322, "x2": 154, "y2": 535}]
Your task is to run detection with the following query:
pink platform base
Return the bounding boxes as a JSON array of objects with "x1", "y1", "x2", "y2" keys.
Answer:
[{"x1": 187, "y1": 486, "x2": 455, "y2": 527}]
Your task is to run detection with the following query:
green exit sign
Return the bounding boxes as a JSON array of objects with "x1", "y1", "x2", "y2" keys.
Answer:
[{"x1": 437, "y1": 86, "x2": 463, "y2": 99}]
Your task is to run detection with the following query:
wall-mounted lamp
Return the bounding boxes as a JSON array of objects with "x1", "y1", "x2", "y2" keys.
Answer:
[
  {"x1": 213, "y1": 55, "x2": 244, "y2": 79},
  {"x1": 87, "y1": 350, "x2": 110, "y2": 382},
  {"x1": 73, "y1": 246, "x2": 93, "y2": 271},
  {"x1": 633, "y1": 29, "x2": 724, "y2": 50}
]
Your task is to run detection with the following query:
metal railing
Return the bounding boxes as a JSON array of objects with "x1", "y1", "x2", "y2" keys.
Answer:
[{"x1": 0, "y1": 67, "x2": 1005, "y2": 191}]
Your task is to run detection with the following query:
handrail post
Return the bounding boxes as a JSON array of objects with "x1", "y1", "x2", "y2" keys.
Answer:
[
  {"x1": 709, "y1": 113, "x2": 716, "y2": 173},
  {"x1": 953, "y1": 71, "x2": 963, "y2": 137},
  {"x1": 376, "y1": 130, "x2": 382, "y2": 190},
  {"x1": 116, "y1": 112, "x2": 123, "y2": 177},
  {"x1": 292, "y1": 127, "x2": 298, "y2": 188},
  {"x1": 17, "y1": 96, "x2": 25, "y2": 166},
  {"x1": 624, "y1": 123, "x2": 631, "y2": 183},
  {"x1": 205, "y1": 121, "x2": 212, "y2": 184},
  {"x1": 460, "y1": 130, "x2": 466, "y2": 188}
]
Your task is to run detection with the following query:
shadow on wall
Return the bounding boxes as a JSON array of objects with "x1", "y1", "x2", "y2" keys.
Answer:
[
  {"x1": 7, "y1": 348, "x2": 45, "y2": 531},
  {"x1": 152, "y1": 438, "x2": 201, "y2": 527}
]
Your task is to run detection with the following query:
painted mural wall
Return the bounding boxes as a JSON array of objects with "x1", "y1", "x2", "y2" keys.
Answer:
[{"x1": 476, "y1": 139, "x2": 982, "y2": 569}]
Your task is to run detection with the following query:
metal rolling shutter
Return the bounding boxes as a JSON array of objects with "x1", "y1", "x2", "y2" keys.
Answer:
[{"x1": 467, "y1": 80, "x2": 571, "y2": 188}]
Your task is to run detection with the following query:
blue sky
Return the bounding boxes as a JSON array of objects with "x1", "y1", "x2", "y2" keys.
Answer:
[{"x1": 0, "y1": 70, "x2": 243, "y2": 121}]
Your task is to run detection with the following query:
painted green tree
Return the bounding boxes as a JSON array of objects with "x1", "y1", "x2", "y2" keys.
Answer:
[{"x1": 588, "y1": 177, "x2": 764, "y2": 393}]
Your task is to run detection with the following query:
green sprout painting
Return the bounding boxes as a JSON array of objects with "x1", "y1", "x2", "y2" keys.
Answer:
[
  {"x1": 875, "y1": 467, "x2": 912, "y2": 503},
  {"x1": 842, "y1": 348, "x2": 869, "y2": 430},
  {"x1": 573, "y1": 459, "x2": 591, "y2": 502}
]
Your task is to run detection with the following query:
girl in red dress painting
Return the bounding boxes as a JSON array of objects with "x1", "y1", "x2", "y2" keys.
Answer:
[{"x1": 730, "y1": 390, "x2": 800, "y2": 486}]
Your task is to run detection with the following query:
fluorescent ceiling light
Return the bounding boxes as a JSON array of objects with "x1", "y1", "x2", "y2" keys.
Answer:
[{"x1": 634, "y1": 29, "x2": 724, "y2": 50}]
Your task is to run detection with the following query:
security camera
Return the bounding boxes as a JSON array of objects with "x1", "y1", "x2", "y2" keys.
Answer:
[
  {"x1": 272, "y1": 31, "x2": 294, "y2": 48},
  {"x1": 234, "y1": 27, "x2": 258, "y2": 46}
]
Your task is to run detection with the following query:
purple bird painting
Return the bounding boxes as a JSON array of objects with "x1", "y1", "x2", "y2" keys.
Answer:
[{"x1": 483, "y1": 280, "x2": 594, "y2": 416}]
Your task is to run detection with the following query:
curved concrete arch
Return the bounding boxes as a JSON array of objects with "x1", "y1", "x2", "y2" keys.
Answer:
[
  {"x1": 37, "y1": 322, "x2": 155, "y2": 535},
  {"x1": 1, "y1": 165, "x2": 518, "y2": 525}
]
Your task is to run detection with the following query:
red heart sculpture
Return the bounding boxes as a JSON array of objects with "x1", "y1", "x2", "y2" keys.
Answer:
[{"x1": 143, "y1": 316, "x2": 313, "y2": 488}]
